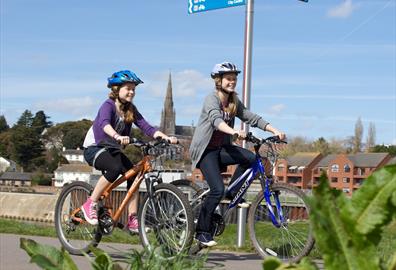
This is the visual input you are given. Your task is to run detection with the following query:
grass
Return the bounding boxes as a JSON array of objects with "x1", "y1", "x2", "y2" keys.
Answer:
[
  {"x1": 1, "y1": 217, "x2": 394, "y2": 263},
  {"x1": 0, "y1": 218, "x2": 140, "y2": 245}
]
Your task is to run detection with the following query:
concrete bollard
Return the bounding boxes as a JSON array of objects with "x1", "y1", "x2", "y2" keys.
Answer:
[{"x1": 236, "y1": 203, "x2": 249, "y2": 247}]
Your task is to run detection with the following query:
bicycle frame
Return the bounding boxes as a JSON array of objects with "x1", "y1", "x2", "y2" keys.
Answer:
[
  {"x1": 98, "y1": 155, "x2": 155, "y2": 223},
  {"x1": 197, "y1": 142, "x2": 285, "y2": 228}
]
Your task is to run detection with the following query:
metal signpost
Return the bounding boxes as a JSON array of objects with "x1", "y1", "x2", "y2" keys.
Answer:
[{"x1": 188, "y1": 0, "x2": 308, "y2": 246}]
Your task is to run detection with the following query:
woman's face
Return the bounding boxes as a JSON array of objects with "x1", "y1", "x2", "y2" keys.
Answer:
[
  {"x1": 221, "y1": 73, "x2": 237, "y2": 93},
  {"x1": 118, "y1": 82, "x2": 136, "y2": 103}
]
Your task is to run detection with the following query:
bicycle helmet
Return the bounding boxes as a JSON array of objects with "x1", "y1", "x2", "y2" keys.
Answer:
[
  {"x1": 211, "y1": 62, "x2": 241, "y2": 78},
  {"x1": 107, "y1": 70, "x2": 144, "y2": 88}
]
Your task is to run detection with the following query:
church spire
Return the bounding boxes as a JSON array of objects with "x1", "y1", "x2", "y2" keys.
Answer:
[{"x1": 160, "y1": 71, "x2": 176, "y2": 135}]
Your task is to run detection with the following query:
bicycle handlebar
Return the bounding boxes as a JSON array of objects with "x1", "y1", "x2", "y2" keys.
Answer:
[{"x1": 232, "y1": 132, "x2": 287, "y2": 145}]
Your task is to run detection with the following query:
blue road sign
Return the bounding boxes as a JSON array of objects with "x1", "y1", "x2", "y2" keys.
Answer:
[{"x1": 188, "y1": 0, "x2": 246, "y2": 14}]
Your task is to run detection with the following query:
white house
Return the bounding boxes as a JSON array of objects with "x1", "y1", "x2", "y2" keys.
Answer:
[
  {"x1": 62, "y1": 148, "x2": 85, "y2": 164},
  {"x1": 53, "y1": 164, "x2": 101, "y2": 187},
  {"x1": 0, "y1": 157, "x2": 17, "y2": 172}
]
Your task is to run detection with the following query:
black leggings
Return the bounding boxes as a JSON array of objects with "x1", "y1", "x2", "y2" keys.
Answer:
[
  {"x1": 95, "y1": 150, "x2": 134, "y2": 189},
  {"x1": 196, "y1": 144, "x2": 256, "y2": 234}
]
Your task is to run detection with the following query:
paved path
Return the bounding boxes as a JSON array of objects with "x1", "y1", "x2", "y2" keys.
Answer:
[{"x1": 0, "y1": 233, "x2": 323, "y2": 269}]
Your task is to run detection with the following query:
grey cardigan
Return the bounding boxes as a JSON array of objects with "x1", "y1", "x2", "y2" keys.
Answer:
[{"x1": 189, "y1": 91, "x2": 269, "y2": 169}]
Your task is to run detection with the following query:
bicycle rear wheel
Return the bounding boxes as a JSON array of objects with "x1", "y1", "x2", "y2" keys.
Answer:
[
  {"x1": 248, "y1": 182, "x2": 314, "y2": 263},
  {"x1": 54, "y1": 181, "x2": 102, "y2": 255},
  {"x1": 138, "y1": 183, "x2": 194, "y2": 258}
]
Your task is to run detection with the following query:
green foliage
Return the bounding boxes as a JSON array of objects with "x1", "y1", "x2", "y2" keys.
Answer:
[
  {"x1": 371, "y1": 145, "x2": 396, "y2": 156},
  {"x1": 86, "y1": 246, "x2": 123, "y2": 270},
  {"x1": 44, "y1": 119, "x2": 92, "y2": 150},
  {"x1": 31, "y1": 172, "x2": 52, "y2": 186},
  {"x1": 11, "y1": 125, "x2": 44, "y2": 171},
  {"x1": 262, "y1": 257, "x2": 318, "y2": 270},
  {"x1": 263, "y1": 165, "x2": 396, "y2": 270},
  {"x1": 32, "y1": 110, "x2": 52, "y2": 135},
  {"x1": 0, "y1": 115, "x2": 10, "y2": 133},
  {"x1": 15, "y1": 110, "x2": 34, "y2": 128},
  {"x1": 0, "y1": 130, "x2": 12, "y2": 158},
  {"x1": 20, "y1": 238, "x2": 79, "y2": 270},
  {"x1": 20, "y1": 238, "x2": 207, "y2": 270}
]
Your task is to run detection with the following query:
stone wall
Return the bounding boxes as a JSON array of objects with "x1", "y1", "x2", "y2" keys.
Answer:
[{"x1": 0, "y1": 192, "x2": 57, "y2": 223}]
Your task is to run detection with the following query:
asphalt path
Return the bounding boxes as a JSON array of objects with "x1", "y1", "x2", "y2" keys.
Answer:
[{"x1": 0, "y1": 233, "x2": 266, "y2": 270}]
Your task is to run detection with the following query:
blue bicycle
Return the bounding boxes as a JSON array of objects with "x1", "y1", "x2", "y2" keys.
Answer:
[{"x1": 172, "y1": 133, "x2": 314, "y2": 263}]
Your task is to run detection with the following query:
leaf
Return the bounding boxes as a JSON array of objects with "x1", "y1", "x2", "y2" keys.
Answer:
[
  {"x1": 307, "y1": 173, "x2": 381, "y2": 270},
  {"x1": 347, "y1": 165, "x2": 396, "y2": 235},
  {"x1": 262, "y1": 257, "x2": 319, "y2": 270},
  {"x1": 262, "y1": 257, "x2": 282, "y2": 270},
  {"x1": 20, "y1": 238, "x2": 78, "y2": 270},
  {"x1": 388, "y1": 251, "x2": 396, "y2": 270}
]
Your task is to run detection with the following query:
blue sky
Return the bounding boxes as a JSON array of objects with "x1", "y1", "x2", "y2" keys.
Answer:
[{"x1": 1, "y1": 0, "x2": 395, "y2": 145}]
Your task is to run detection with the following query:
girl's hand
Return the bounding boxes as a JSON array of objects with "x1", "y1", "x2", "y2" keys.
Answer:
[{"x1": 114, "y1": 135, "x2": 130, "y2": 145}]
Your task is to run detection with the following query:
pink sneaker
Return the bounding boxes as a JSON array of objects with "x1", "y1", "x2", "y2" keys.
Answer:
[
  {"x1": 81, "y1": 197, "x2": 98, "y2": 225},
  {"x1": 127, "y1": 215, "x2": 139, "y2": 234}
]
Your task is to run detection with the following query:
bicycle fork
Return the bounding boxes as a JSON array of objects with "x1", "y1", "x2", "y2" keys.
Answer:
[{"x1": 263, "y1": 182, "x2": 286, "y2": 228}]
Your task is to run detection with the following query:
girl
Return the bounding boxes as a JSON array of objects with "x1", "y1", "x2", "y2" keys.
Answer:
[
  {"x1": 82, "y1": 70, "x2": 177, "y2": 233},
  {"x1": 189, "y1": 62, "x2": 286, "y2": 246}
]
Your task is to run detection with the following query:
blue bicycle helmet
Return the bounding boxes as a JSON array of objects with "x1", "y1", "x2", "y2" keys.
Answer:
[
  {"x1": 107, "y1": 70, "x2": 144, "y2": 88},
  {"x1": 211, "y1": 62, "x2": 241, "y2": 78}
]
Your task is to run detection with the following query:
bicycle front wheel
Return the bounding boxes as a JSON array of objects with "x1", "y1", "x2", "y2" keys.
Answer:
[
  {"x1": 54, "y1": 181, "x2": 102, "y2": 255},
  {"x1": 248, "y1": 183, "x2": 314, "y2": 263},
  {"x1": 138, "y1": 183, "x2": 194, "y2": 258}
]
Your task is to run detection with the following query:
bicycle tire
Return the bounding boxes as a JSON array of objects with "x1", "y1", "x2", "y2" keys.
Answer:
[
  {"x1": 138, "y1": 183, "x2": 194, "y2": 258},
  {"x1": 54, "y1": 181, "x2": 102, "y2": 255},
  {"x1": 171, "y1": 179, "x2": 201, "y2": 201},
  {"x1": 248, "y1": 182, "x2": 315, "y2": 263}
]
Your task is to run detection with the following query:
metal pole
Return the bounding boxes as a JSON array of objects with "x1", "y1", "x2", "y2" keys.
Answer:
[
  {"x1": 236, "y1": 204, "x2": 248, "y2": 247},
  {"x1": 241, "y1": 0, "x2": 254, "y2": 148}
]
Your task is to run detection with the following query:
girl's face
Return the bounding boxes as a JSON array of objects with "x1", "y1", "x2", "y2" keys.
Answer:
[
  {"x1": 118, "y1": 82, "x2": 136, "y2": 103},
  {"x1": 221, "y1": 73, "x2": 237, "y2": 93}
]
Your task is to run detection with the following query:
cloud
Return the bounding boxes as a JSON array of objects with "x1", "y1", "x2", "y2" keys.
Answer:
[
  {"x1": 267, "y1": 104, "x2": 286, "y2": 115},
  {"x1": 34, "y1": 96, "x2": 98, "y2": 118},
  {"x1": 327, "y1": 0, "x2": 358, "y2": 18},
  {"x1": 143, "y1": 69, "x2": 212, "y2": 98}
]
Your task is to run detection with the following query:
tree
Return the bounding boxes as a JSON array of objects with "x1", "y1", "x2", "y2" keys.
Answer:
[
  {"x1": 11, "y1": 126, "x2": 44, "y2": 171},
  {"x1": 371, "y1": 144, "x2": 396, "y2": 156},
  {"x1": 44, "y1": 119, "x2": 92, "y2": 150},
  {"x1": 14, "y1": 110, "x2": 34, "y2": 128},
  {"x1": 312, "y1": 137, "x2": 330, "y2": 155},
  {"x1": 63, "y1": 129, "x2": 86, "y2": 149},
  {"x1": 0, "y1": 131, "x2": 12, "y2": 159},
  {"x1": 353, "y1": 117, "x2": 363, "y2": 153},
  {"x1": 365, "y1": 122, "x2": 376, "y2": 152},
  {"x1": 32, "y1": 110, "x2": 52, "y2": 135},
  {"x1": 0, "y1": 115, "x2": 9, "y2": 133}
]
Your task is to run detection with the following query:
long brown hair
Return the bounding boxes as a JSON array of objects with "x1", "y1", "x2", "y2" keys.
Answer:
[
  {"x1": 214, "y1": 76, "x2": 238, "y2": 117},
  {"x1": 108, "y1": 85, "x2": 135, "y2": 124}
]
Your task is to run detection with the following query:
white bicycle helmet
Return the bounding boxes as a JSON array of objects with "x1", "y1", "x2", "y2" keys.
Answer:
[{"x1": 211, "y1": 62, "x2": 241, "y2": 78}]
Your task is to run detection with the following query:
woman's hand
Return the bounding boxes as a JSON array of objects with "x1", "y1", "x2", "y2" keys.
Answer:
[
  {"x1": 273, "y1": 131, "x2": 286, "y2": 141},
  {"x1": 234, "y1": 130, "x2": 247, "y2": 139},
  {"x1": 166, "y1": 136, "x2": 178, "y2": 144}
]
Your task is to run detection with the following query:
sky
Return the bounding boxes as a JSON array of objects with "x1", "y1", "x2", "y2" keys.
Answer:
[{"x1": 1, "y1": 0, "x2": 395, "y2": 145}]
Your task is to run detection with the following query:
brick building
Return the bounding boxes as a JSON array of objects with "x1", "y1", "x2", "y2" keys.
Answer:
[
  {"x1": 275, "y1": 152, "x2": 323, "y2": 189},
  {"x1": 311, "y1": 153, "x2": 391, "y2": 194}
]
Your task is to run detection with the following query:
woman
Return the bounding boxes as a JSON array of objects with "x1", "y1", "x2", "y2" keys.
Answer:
[
  {"x1": 189, "y1": 62, "x2": 286, "y2": 246},
  {"x1": 82, "y1": 70, "x2": 177, "y2": 233}
]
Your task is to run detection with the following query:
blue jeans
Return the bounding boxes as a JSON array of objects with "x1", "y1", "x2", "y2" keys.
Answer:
[{"x1": 196, "y1": 144, "x2": 256, "y2": 234}]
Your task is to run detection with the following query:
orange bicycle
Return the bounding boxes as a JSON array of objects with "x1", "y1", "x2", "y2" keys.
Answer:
[{"x1": 54, "y1": 138, "x2": 194, "y2": 257}]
